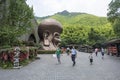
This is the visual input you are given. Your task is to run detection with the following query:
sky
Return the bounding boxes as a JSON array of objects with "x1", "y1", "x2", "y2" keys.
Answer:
[{"x1": 26, "y1": 0, "x2": 112, "y2": 17}]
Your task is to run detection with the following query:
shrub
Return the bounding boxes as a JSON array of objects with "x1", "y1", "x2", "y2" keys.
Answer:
[
  {"x1": 19, "y1": 59, "x2": 29, "y2": 66},
  {"x1": 22, "y1": 41, "x2": 35, "y2": 46},
  {"x1": 0, "y1": 45, "x2": 11, "y2": 49},
  {"x1": 37, "y1": 50, "x2": 56, "y2": 54},
  {"x1": 34, "y1": 43, "x2": 42, "y2": 49},
  {"x1": 0, "y1": 61, "x2": 13, "y2": 69}
]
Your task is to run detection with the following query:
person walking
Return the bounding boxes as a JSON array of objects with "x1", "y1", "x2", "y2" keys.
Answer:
[
  {"x1": 95, "y1": 48, "x2": 98, "y2": 56},
  {"x1": 89, "y1": 53, "x2": 93, "y2": 65},
  {"x1": 101, "y1": 48, "x2": 105, "y2": 59},
  {"x1": 71, "y1": 46, "x2": 77, "y2": 66},
  {"x1": 55, "y1": 47, "x2": 62, "y2": 64}
]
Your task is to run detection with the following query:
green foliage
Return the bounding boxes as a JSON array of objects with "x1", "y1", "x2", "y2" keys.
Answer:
[
  {"x1": 0, "y1": 25, "x2": 18, "y2": 46},
  {"x1": 19, "y1": 59, "x2": 29, "y2": 66},
  {"x1": 107, "y1": 0, "x2": 120, "y2": 23},
  {"x1": 61, "y1": 25, "x2": 89, "y2": 45},
  {"x1": 107, "y1": 0, "x2": 120, "y2": 37},
  {"x1": 88, "y1": 28, "x2": 100, "y2": 45},
  {"x1": 0, "y1": 0, "x2": 34, "y2": 46},
  {"x1": 113, "y1": 19, "x2": 120, "y2": 37},
  {"x1": 37, "y1": 50, "x2": 56, "y2": 54},
  {"x1": 22, "y1": 41, "x2": 35, "y2": 46},
  {"x1": 0, "y1": 61, "x2": 13, "y2": 69}
]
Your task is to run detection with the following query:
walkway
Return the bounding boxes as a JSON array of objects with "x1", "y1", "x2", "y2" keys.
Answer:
[{"x1": 0, "y1": 52, "x2": 120, "y2": 80}]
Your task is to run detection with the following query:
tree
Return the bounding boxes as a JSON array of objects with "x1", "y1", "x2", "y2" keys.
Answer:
[
  {"x1": 107, "y1": 0, "x2": 120, "y2": 37},
  {"x1": 8, "y1": 0, "x2": 34, "y2": 35},
  {"x1": 107, "y1": 0, "x2": 120, "y2": 23},
  {"x1": 0, "y1": 0, "x2": 34, "y2": 46},
  {"x1": 88, "y1": 28, "x2": 101, "y2": 45},
  {"x1": 113, "y1": 19, "x2": 120, "y2": 37}
]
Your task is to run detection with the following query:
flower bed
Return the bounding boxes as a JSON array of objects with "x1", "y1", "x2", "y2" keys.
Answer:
[{"x1": 0, "y1": 47, "x2": 37, "y2": 69}]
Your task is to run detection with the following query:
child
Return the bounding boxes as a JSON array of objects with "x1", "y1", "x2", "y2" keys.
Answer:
[
  {"x1": 89, "y1": 53, "x2": 93, "y2": 65},
  {"x1": 101, "y1": 48, "x2": 105, "y2": 59},
  {"x1": 66, "y1": 47, "x2": 70, "y2": 55}
]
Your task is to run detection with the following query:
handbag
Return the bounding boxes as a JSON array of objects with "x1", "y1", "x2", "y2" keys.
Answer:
[{"x1": 53, "y1": 54, "x2": 56, "y2": 58}]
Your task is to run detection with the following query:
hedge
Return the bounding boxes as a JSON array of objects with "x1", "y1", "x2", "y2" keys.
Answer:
[{"x1": 37, "y1": 50, "x2": 56, "y2": 54}]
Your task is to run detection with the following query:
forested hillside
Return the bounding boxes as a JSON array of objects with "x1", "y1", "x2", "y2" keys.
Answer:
[{"x1": 36, "y1": 10, "x2": 116, "y2": 47}]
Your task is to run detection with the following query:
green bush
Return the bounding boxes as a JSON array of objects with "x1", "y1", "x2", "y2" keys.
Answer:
[
  {"x1": 0, "y1": 48, "x2": 13, "y2": 54},
  {"x1": 22, "y1": 41, "x2": 35, "y2": 46},
  {"x1": 20, "y1": 59, "x2": 29, "y2": 66},
  {"x1": 0, "y1": 45, "x2": 11, "y2": 49},
  {"x1": 37, "y1": 50, "x2": 56, "y2": 54},
  {"x1": 34, "y1": 43, "x2": 42, "y2": 49},
  {"x1": 0, "y1": 61, "x2": 13, "y2": 69}
]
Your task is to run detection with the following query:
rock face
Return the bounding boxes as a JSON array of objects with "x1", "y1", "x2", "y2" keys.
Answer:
[
  {"x1": 19, "y1": 19, "x2": 40, "y2": 44},
  {"x1": 38, "y1": 18, "x2": 63, "y2": 50}
]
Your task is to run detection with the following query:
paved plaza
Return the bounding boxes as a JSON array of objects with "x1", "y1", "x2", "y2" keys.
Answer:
[{"x1": 0, "y1": 52, "x2": 120, "y2": 80}]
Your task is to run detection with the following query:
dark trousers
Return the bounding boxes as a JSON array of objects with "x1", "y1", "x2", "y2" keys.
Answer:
[
  {"x1": 95, "y1": 52, "x2": 98, "y2": 56},
  {"x1": 71, "y1": 54, "x2": 76, "y2": 66},
  {"x1": 57, "y1": 55, "x2": 61, "y2": 63},
  {"x1": 101, "y1": 52, "x2": 104, "y2": 56},
  {"x1": 101, "y1": 52, "x2": 104, "y2": 59},
  {"x1": 90, "y1": 59, "x2": 93, "y2": 64}
]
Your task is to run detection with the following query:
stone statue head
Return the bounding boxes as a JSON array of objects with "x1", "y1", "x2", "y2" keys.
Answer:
[{"x1": 38, "y1": 18, "x2": 63, "y2": 50}]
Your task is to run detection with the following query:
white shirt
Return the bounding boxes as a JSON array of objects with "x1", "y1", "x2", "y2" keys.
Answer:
[
  {"x1": 101, "y1": 48, "x2": 104, "y2": 52},
  {"x1": 71, "y1": 49, "x2": 77, "y2": 55}
]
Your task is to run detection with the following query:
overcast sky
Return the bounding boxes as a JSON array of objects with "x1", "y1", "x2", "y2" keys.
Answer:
[{"x1": 26, "y1": 0, "x2": 112, "y2": 17}]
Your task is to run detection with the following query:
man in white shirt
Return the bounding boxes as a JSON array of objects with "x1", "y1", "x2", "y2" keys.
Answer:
[{"x1": 71, "y1": 46, "x2": 77, "y2": 66}]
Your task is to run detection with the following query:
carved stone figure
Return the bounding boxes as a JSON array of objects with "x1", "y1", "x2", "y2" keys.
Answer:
[
  {"x1": 38, "y1": 18, "x2": 63, "y2": 50},
  {"x1": 13, "y1": 46, "x2": 20, "y2": 68}
]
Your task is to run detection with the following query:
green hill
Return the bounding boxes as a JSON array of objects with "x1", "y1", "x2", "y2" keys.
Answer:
[{"x1": 36, "y1": 10, "x2": 108, "y2": 27}]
